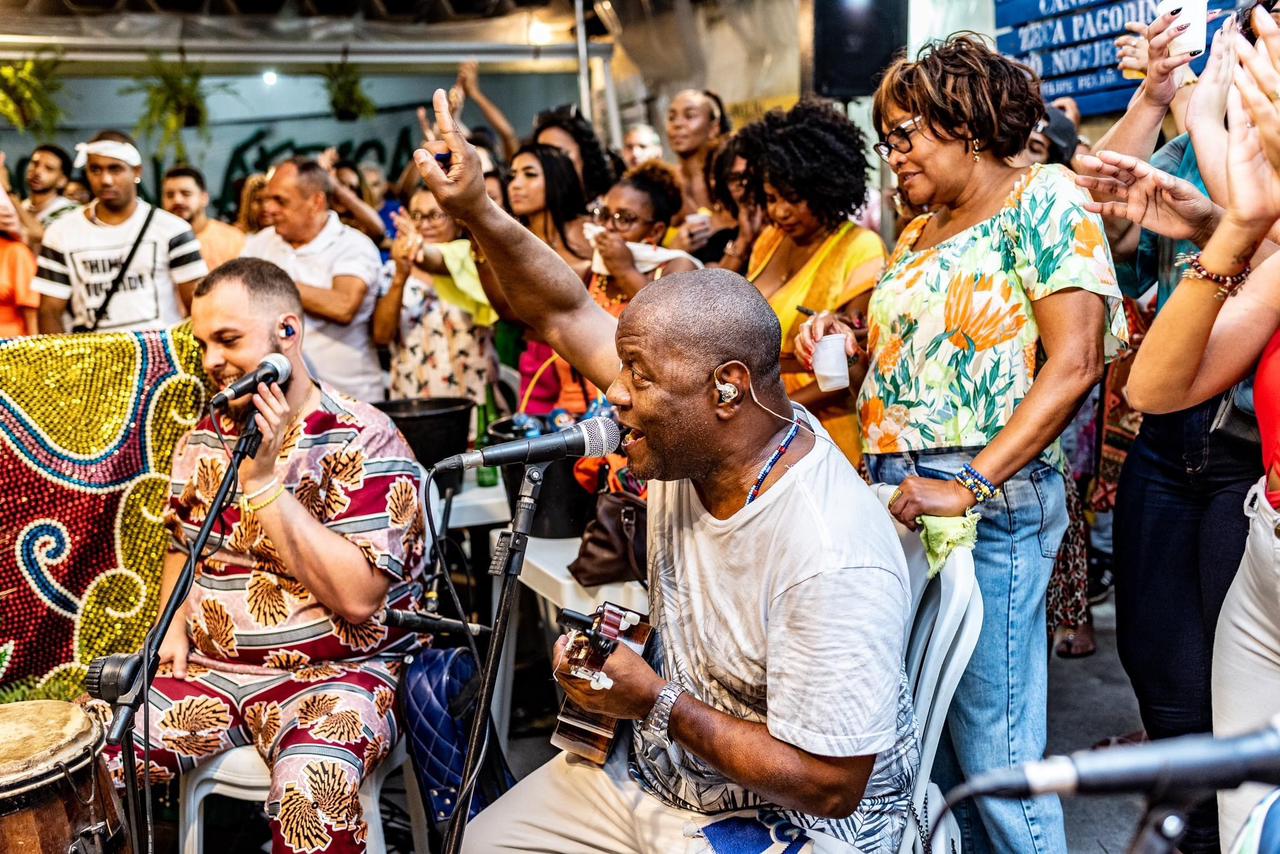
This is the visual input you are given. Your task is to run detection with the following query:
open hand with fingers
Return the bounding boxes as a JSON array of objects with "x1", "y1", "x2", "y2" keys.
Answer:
[
  {"x1": 1135, "y1": 8, "x2": 1200, "y2": 107},
  {"x1": 1075, "y1": 151, "x2": 1217, "y2": 245},
  {"x1": 413, "y1": 88, "x2": 490, "y2": 223},
  {"x1": 1234, "y1": 7, "x2": 1280, "y2": 177}
]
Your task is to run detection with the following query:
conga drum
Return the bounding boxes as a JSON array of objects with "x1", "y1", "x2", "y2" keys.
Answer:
[{"x1": 0, "y1": 700, "x2": 130, "y2": 853}]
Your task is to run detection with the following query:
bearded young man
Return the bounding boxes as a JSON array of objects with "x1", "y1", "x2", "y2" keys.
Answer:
[
  {"x1": 33, "y1": 130, "x2": 207, "y2": 333},
  {"x1": 414, "y1": 91, "x2": 920, "y2": 854},
  {"x1": 105, "y1": 257, "x2": 427, "y2": 854},
  {"x1": 162, "y1": 165, "x2": 245, "y2": 271}
]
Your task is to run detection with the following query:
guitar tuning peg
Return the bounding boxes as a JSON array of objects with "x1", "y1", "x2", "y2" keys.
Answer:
[
  {"x1": 590, "y1": 672, "x2": 614, "y2": 691},
  {"x1": 620, "y1": 612, "x2": 639, "y2": 630}
]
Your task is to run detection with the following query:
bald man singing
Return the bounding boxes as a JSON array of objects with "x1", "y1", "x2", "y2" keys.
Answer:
[{"x1": 414, "y1": 92, "x2": 921, "y2": 854}]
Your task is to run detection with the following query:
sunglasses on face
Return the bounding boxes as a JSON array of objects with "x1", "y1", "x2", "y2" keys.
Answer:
[
  {"x1": 873, "y1": 116, "x2": 924, "y2": 163},
  {"x1": 591, "y1": 206, "x2": 651, "y2": 230}
]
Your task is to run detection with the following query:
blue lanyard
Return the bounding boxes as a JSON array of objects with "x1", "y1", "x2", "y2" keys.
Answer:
[{"x1": 745, "y1": 419, "x2": 801, "y2": 506}]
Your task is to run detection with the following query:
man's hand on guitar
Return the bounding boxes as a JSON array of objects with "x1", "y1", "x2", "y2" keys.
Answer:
[{"x1": 553, "y1": 634, "x2": 666, "y2": 721}]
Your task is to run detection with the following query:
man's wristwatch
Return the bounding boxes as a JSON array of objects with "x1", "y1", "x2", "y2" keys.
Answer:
[{"x1": 641, "y1": 681, "x2": 686, "y2": 750}]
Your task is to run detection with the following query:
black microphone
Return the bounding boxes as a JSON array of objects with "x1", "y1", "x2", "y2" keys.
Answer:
[
  {"x1": 959, "y1": 717, "x2": 1280, "y2": 799},
  {"x1": 210, "y1": 353, "x2": 293, "y2": 410},
  {"x1": 436, "y1": 416, "x2": 620, "y2": 472},
  {"x1": 383, "y1": 608, "x2": 491, "y2": 636}
]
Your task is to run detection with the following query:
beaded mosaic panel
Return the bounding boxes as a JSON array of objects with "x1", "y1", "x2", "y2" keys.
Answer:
[{"x1": 0, "y1": 326, "x2": 206, "y2": 701}]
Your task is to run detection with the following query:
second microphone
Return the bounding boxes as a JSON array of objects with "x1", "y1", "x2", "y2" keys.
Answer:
[{"x1": 436, "y1": 416, "x2": 620, "y2": 472}]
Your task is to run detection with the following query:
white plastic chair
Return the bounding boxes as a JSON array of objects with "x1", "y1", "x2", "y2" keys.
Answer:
[
  {"x1": 178, "y1": 736, "x2": 431, "y2": 853},
  {"x1": 872, "y1": 484, "x2": 982, "y2": 854}
]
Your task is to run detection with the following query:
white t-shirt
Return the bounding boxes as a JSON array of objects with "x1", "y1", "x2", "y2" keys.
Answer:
[
  {"x1": 23, "y1": 195, "x2": 78, "y2": 226},
  {"x1": 631, "y1": 411, "x2": 919, "y2": 853},
  {"x1": 242, "y1": 213, "x2": 383, "y2": 401},
  {"x1": 33, "y1": 202, "x2": 207, "y2": 332}
]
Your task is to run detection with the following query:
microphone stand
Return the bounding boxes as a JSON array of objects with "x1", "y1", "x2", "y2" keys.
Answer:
[
  {"x1": 85, "y1": 416, "x2": 263, "y2": 850},
  {"x1": 441, "y1": 461, "x2": 550, "y2": 854}
]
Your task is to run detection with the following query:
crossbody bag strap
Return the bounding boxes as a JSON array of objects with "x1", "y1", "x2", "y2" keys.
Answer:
[{"x1": 84, "y1": 203, "x2": 157, "y2": 333}]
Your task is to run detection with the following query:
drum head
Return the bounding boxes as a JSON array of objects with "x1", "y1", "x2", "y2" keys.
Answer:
[{"x1": 0, "y1": 701, "x2": 99, "y2": 789}]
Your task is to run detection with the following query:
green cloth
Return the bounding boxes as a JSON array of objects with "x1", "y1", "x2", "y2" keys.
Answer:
[
  {"x1": 918, "y1": 510, "x2": 980, "y2": 578},
  {"x1": 432, "y1": 239, "x2": 498, "y2": 327}
]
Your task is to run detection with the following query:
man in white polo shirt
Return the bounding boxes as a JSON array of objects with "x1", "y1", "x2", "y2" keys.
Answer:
[
  {"x1": 33, "y1": 130, "x2": 207, "y2": 333},
  {"x1": 241, "y1": 157, "x2": 383, "y2": 400}
]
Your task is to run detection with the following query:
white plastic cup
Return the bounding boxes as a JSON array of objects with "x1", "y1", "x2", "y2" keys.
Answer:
[
  {"x1": 813, "y1": 334, "x2": 851, "y2": 393},
  {"x1": 1155, "y1": 0, "x2": 1207, "y2": 57}
]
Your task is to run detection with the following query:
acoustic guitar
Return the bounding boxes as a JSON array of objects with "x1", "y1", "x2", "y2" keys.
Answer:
[{"x1": 551, "y1": 602, "x2": 652, "y2": 765}]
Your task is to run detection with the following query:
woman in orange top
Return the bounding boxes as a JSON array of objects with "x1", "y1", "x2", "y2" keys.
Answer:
[
  {"x1": 0, "y1": 198, "x2": 37, "y2": 336},
  {"x1": 738, "y1": 100, "x2": 888, "y2": 462},
  {"x1": 555, "y1": 161, "x2": 699, "y2": 413}
]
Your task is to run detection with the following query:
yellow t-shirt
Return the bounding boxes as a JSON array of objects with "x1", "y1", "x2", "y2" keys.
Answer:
[{"x1": 748, "y1": 221, "x2": 888, "y2": 465}]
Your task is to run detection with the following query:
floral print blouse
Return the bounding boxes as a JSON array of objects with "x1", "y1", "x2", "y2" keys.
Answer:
[{"x1": 857, "y1": 164, "x2": 1128, "y2": 470}]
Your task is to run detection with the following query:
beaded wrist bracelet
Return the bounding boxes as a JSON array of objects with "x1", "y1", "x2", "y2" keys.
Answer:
[
  {"x1": 1178, "y1": 252, "x2": 1251, "y2": 300},
  {"x1": 955, "y1": 464, "x2": 1002, "y2": 504}
]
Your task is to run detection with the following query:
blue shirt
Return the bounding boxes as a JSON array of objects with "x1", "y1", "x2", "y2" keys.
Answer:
[{"x1": 1127, "y1": 134, "x2": 1206, "y2": 311}]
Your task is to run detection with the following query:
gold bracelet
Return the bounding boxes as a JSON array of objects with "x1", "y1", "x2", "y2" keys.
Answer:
[{"x1": 243, "y1": 482, "x2": 287, "y2": 514}]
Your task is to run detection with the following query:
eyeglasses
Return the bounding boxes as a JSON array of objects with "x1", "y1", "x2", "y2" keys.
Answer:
[
  {"x1": 591, "y1": 206, "x2": 651, "y2": 230},
  {"x1": 409, "y1": 210, "x2": 450, "y2": 224},
  {"x1": 873, "y1": 116, "x2": 923, "y2": 163}
]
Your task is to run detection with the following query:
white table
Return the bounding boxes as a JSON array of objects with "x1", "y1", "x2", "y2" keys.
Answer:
[
  {"x1": 442, "y1": 469, "x2": 513, "y2": 530},
  {"x1": 489, "y1": 532, "x2": 648, "y2": 751}
]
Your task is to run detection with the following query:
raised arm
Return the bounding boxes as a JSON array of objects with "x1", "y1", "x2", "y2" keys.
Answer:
[
  {"x1": 458, "y1": 62, "x2": 521, "y2": 163},
  {"x1": 1091, "y1": 11, "x2": 1194, "y2": 161},
  {"x1": 413, "y1": 89, "x2": 620, "y2": 391}
]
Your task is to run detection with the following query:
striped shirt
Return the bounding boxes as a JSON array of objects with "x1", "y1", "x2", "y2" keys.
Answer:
[{"x1": 32, "y1": 201, "x2": 207, "y2": 331}]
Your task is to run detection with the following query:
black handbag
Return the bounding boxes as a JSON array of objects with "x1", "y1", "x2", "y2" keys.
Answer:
[
  {"x1": 1211, "y1": 376, "x2": 1261, "y2": 449},
  {"x1": 72, "y1": 203, "x2": 156, "y2": 333},
  {"x1": 567, "y1": 459, "x2": 647, "y2": 588}
]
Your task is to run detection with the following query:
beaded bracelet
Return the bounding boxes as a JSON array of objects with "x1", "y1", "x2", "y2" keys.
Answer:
[
  {"x1": 1177, "y1": 252, "x2": 1251, "y2": 300},
  {"x1": 241, "y1": 482, "x2": 287, "y2": 515},
  {"x1": 242, "y1": 478, "x2": 279, "y2": 504},
  {"x1": 955, "y1": 464, "x2": 1002, "y2": 504}
]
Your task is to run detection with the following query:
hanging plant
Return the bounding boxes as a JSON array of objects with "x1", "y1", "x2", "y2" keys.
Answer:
[
  {"x1": 0, "y1": 51, "x2": 65, "y2": 139},
  {"x1": 119, "y1": 51, "x2": 232, "y2": 164},
  {"x1": 322, "y1": 51, "x2": 377, "y2": 122}
]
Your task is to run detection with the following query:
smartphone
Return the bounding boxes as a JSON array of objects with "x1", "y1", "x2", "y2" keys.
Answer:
[{"x1": 1155, "y1": 0, "x2": 1208, "y2": 56}]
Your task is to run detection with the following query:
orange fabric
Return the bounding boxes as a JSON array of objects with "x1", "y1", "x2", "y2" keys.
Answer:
[
  {"x1": 0, "y1": 237, "x2": 38, "y2": 338},
  {"x1": 197, "y1": 219, "x2": 247, "y2": 272},
  {"x1": 554, "y1": 272, "x2": 630, "y2": 414}
]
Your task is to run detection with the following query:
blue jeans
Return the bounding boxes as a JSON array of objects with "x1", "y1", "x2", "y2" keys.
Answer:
[
  {"x1": 867, "y1": 449, "x2": 1069, "y2": 854},
  {"x1": 1113, "y1": 399, "x2": 1260, "y2": 854}
]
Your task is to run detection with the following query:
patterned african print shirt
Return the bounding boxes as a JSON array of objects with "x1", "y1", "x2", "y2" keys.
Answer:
[
  {"x1": 166, "y1": 382, "x2": 426, "y2": 670},
  {"x1": 857, "y1": 163, "x2": 1128, "y2": 471}
]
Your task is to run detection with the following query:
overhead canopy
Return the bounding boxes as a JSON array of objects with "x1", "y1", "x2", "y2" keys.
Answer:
[{"x1": 0, "y1": 8, "x2": 612, "y2": 73}]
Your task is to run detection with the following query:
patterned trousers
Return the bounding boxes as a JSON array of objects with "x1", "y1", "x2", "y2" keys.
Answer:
[{"x1": 104, "y1": 655, "x2": 400, "y2": 854}]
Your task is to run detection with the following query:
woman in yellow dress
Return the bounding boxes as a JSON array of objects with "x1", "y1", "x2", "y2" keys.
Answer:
[{"x1": 738, "y1": 100, "x2": 887, "y2": 463}]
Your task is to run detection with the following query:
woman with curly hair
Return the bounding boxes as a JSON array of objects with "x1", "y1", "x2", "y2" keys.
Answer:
[
  {"x1": 555, "y1": 160, "x2": 700, "y2": 413},
  {"x1": 797, "y1": 34, "x2": 1127, "y2": 853},
  {"x1": 740, "y1": 98, "x2": 888, "y2": 463},
  {"x1": 534, "y1": 104, "x2": 617, "y2": 203}
]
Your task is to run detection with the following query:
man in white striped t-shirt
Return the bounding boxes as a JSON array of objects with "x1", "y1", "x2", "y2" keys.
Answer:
[{"x1": 34, "y1": 130, "x2": 207, "y2": 333}]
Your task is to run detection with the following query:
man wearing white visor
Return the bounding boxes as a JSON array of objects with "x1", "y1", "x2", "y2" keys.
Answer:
[{"x1": 34, "y1": 130, "x2": 207, "y2": 333}]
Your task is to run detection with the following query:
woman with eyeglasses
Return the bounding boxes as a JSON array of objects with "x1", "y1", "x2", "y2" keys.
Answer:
[
  {"x1": 736, "y1": 98, "x2": 888, "y2": 464},
  {"x1": 534, "y1": 104, "x2": 617, "y2": 204},
  {"x1": 797, "y1": 35, "x2": 1127, "y2": 853},
  {"x1": 705, "y1": 137, "x2": 766, "y2": 274},
  {"x1": 372, "y1": 185, "x2": 497, "y2": 409},
  {"x1": 552, "y1": 160, "x2": 700, "y2": 414}
]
